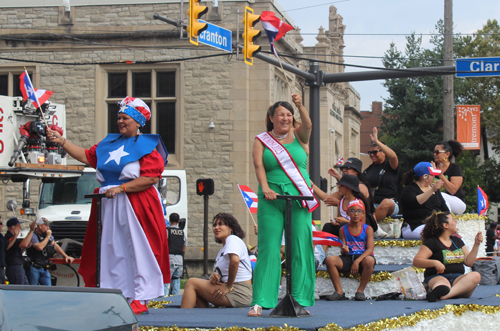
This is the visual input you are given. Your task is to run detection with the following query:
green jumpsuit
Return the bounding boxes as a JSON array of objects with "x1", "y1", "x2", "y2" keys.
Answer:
[{"x1": 251, "y1": 134, "x2": 315, "y2": 309}]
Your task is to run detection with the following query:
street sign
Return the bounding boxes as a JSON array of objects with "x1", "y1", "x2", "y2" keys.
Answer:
[
  {"x1": 198, "y1": 20, "x2": 232, "y2": 52},
  {"x1": 456, "y1": 57, "x2": 500, "y2": 77}
]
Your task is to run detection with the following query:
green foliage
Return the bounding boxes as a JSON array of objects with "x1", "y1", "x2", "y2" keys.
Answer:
[
  {"x1": 381, "y1": 19, "x2": 500, "y2": 207},
  {"x1": 455, "y1": 19, "x2": 500, "y2": 152}
]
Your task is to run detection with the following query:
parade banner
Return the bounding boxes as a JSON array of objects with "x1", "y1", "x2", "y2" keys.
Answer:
[{"x1": 457, "y1": 105, "x2": 481, "y2": 150}]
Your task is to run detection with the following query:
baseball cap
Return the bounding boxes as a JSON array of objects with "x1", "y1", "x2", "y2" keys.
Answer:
[
  {"x1": 339, "y1": 158, "x2": 363, "y2": 173},
  {"x1": 36, "y1": 217, "x2": 51, "y2": 226},
  {"x1": 6, "y1": 217, "x2": 21, "y2": 227},
  {"x1": 337, "y1": 174, "x2": 360, "y2": 192},
  {"x1": 414, "y1": 162, "x2": 441, "y2": 177}
]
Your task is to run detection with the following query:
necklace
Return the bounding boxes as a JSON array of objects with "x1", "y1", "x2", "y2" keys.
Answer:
[{"x1": 272, "y1": 129, "x2": 289, "y2": 140}]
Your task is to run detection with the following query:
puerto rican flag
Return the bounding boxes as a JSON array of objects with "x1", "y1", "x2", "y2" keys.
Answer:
[
  {"x1": 336, "y1": 157, "x2": 344, "y2": 166},
  {"x1": 238, "y1": 184, "x2": 258, "y2": 214},
  {"x1": 478, "y1": 186, "x2": 489, "y2": 216},
  {"x1": 19, "y1": 70, "x2": 53, "y2": 108},
  {"x1": 313, "y1": 230, "x2": 343, "y2": 246},
  {"x1": 260, "y1": 11, "x2": 294, "y2": 57}
]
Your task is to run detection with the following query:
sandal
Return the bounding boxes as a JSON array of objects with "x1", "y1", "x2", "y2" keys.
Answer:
[
  {"x1": 426, "y1": 285, "x2": 450, "y2": 302},
  {"x1": 248, "y1": 304, "x2": 262, "y2": 317}
]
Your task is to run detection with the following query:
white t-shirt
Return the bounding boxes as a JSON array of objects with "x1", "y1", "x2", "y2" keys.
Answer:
[{"x1": 213, "y1": 235, "x2": 252, "y2": 283}]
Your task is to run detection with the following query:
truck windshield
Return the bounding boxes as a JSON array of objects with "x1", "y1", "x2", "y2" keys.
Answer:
[{"x1": 39, "y1": 172, "x2": 100, "y2": 208}]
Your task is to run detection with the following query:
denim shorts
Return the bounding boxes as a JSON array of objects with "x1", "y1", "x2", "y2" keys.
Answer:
[
  {"x1": 423, "y1": 273, "x2": 463, "y2": 286},
  {"x1": 374, "y1": 200, "x2": 399, "y2": 217}
]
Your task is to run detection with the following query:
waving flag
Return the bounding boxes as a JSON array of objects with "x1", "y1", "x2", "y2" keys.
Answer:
[
  {"x1": 238, "y1": 184, "x2": 258, "y2": 214},
  {"x1": 19, "y1": 71, "x2": 53, "y2": 108},
  {"x1": 336, "y1": 157, "x2": 344, "y2": 166},
  {"x1": 260, "y1": 11, "x2": 293, "y2": 57},
  {"x1": 313, "y1": 230, "x2": 343, "y2": 246},
  {"x1": 478, "y1": 186, "x2": 489, "y2": 216}
]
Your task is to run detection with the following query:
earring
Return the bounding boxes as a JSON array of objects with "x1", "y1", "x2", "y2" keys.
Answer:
[{"x1": 444, "y1": 157, "x2": 448, "y2": 162}]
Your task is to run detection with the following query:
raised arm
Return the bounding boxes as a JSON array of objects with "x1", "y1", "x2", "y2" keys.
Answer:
[
  {"x1": 47, "y1": 128, "x2": 90, "y2": 166},
  {"x1": 293, "y1": 94, "x2": 312, "y2": 146},
  {"x1": 371, "y1": 127, "x2": 398, "y2": 170}
]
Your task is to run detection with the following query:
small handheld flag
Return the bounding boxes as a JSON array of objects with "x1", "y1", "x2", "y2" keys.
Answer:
[
  {"x1": 260, "y1": 11, "x2": 293, "y2": 57},
  {"x1": 313, "y1": 230, "x2": 343, "y2": 246},
  {"x1": 477, "y1": 186, "x2": 489, "y2": 216},
  {"x1": 238, "y1": 184, "x2": 258, "y2": 214},
  {"x1": 336, "y1": 157, "x2": 344, "y2": 166},
  {"x1": 19, "y1": 71, "x2": 53, "y2": 109}
]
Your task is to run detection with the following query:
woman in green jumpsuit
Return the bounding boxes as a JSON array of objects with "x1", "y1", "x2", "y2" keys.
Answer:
[{"x1": 249, "y1": 94, "x2": 316, "y2": 316}]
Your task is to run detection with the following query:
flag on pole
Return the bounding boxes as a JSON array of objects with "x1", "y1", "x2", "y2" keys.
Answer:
[
  {"x1": 260, "y1": 11, "x2": 294, "y2": 57},
  {"x1": 312, "y1": 230, "x2": 343, "y2": 246},
  {"x1": 336, "y1": 157, "x2": 344, "y2": 166},
  {"x1": 238, "y1": 184, "x2": 258, "y2": 214},
  {"x1": 19, "y1": 71, "x2": 53, "y2": 108},
  {"x1": 478, "y1": 186, "x2": 489, "y2": 216}
]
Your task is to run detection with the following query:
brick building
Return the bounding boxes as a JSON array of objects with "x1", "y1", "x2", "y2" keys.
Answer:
[{"x1": 0, "y1": 0, "x2": 362, "y2": 273}]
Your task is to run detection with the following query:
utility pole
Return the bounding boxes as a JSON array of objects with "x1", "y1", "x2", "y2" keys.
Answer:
[{"x1": 443, "y1": 0, "x2": 454, "y2": 140}]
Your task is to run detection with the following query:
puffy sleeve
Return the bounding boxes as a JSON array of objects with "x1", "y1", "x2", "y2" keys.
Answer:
[
  {"x1": 139, "y1": 150, "x2": 164, "y2": 178},
  {"x1": 85, "y1": 143, "x2": 100, "y2": 169}
]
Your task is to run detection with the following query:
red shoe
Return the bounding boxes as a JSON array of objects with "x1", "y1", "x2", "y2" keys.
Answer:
[{"x1": 130, "y1": 300, "x2": 149, "y2": 315}]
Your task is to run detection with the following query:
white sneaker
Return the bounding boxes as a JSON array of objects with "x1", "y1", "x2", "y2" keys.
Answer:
[
  {"x1": 315, "y1": 292, "x2": 320, "y2": 300},
  {"x1": 374, "y1": 227, "x2": 389, "y2": 239}
]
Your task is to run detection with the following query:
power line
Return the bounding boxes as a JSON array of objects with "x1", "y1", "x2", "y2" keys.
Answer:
[{"x1": 282, "y1": 0, "x2": 350, "y2": 13}]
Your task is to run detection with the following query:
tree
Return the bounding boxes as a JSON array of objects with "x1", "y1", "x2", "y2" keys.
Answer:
[
  {"x1": 455, "y1": 19, "x2": 500, "y2": 153},
  {"x1": 380, "y1": 20, "x2": 496, "y2": 210}
]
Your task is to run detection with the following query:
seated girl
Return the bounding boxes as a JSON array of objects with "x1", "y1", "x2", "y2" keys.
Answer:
[
  {"x1": 181, "y1": 213, "x2": 252, "y2": 308},
  {"x1": 413, "y1": 211, "x2": 483, "y2": 302}
]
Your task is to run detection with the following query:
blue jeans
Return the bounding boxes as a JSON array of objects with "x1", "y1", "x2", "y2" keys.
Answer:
[
  {"x1": 28, "y1": 266, "x2": 51, "y2": 286},
  {"x1": 169, "y1": 263, "x2": 183, "y2": 295}
]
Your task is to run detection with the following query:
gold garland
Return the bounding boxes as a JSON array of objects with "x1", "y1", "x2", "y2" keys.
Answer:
[
  {"x1": 139, "y1": 304, "x2": 500, "y2": 331},
  {"x1": 316, "y1": 267, "x2": 423, "y2": 282},
  {"x1": 453, "y1": 213, "x2": 488, "y2": 221},
  {"x1": 373, "y1": 240, "x2": 421, "y2": 248},
  {"x1": 319, "y1": 304, "x2": 500, "y2": 331},
  {"x1": 147, "y1": 300, "x2": 174, "y2": 309},
  {"x1": 380, "y1": 217, "x2": 403, "y2": 224}
]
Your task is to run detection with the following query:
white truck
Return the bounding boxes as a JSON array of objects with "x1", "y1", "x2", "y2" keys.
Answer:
[{"x1": 0, "y1": 96, "x2": 188, "y2": 286}]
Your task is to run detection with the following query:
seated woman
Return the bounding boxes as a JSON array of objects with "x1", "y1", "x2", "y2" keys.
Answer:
[
  {"x1": 324, "y1": 199, "x2": 375, "y2": 301},
  {"x1": 313, "y1": 174, "x2": 376, "y2": 238},
  {"x1": 400, "y1": 162, "x2": 448, "y2": 239},
  {"x1": 181, "y1": 213, "x2": 252, "y2": 308},
  {"x1": 433, "y1": 140, "x2": 466, "y2": 214},
  {"x1": 413, "y1": 211, "x2": 483, "y2": 302}
]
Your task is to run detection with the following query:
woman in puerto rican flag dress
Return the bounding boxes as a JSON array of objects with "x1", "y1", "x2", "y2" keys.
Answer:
[{"x1": 48, "y1": 97, "x2": 170, "y2": 315}]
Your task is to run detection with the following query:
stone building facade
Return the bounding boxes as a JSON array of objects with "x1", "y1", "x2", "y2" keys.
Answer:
[{"x1": 0, "y1": 0, "x2": 361, "y2": 271}]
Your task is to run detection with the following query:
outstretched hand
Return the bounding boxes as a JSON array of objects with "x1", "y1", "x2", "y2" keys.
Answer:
[{"x1": 370, "y1": 127, "x2": 379, "y2": 144}]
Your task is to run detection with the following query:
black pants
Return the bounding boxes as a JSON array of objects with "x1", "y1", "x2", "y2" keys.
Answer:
[
  {"x1": 5, "y1": 265, "x2": 29, "y2": 285},
  {"x1": 0, "y1": 267, "x2": 5, "y2": 284}
]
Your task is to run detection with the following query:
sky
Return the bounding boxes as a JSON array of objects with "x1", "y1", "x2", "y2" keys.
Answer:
[{"x1": 280, "y1": 0, "x2": 500, "y2": 111}]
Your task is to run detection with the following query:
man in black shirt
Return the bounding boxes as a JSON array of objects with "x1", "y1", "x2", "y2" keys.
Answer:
[
  {"x1": 363, "y1": 128, "x2": 399, "y2": 237},
  {"x1": 5, "y1": 217, "x2": 35, "y2": 284},
  {"x1": 486, "y1": 222, "x2": 499, "y2": 257},
  {"x1": 166, "y1": 213, "x2": 187, "y2": 295}
]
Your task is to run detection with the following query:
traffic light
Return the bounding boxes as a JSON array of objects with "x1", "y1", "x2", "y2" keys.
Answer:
[
  {"x1": 196, "y1": 178, "x2": 214, "y2": 196},
  {"x1": 187, "y1": 0, "x2": 208, "y2": 45},
  {"x1": 242, "y1": 6, "x2": 261, "y2": 65}
]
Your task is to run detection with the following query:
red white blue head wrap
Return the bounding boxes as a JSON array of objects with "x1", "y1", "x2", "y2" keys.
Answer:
[
  {"x1": 347, "y1": 199, "x2": 365, "y2": 212},
  {"x1": 118, "y1": 97, "x2": 150, "y2": 127}
]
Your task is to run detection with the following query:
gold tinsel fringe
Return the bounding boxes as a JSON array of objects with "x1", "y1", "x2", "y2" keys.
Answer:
[
  {"x1": 147, "y1": 300, "x2": 174, "y2": 309},
  {"x1": 373, "y1": 240, "x2": 421, "y2": 247},
  {"x1": 139, "y1": 304, "x2": 500, "y2": 331},
  {"x1": 380, "y1": 213, "x2": 486, "y2": 224},
  {"x1": 315, "y1": 266, "x2": 423, "y2": 282}
]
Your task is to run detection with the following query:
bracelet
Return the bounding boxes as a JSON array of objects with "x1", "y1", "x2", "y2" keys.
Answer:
[
  {"x1": 121, "y1": 183, "x2": 127, "y2": 192},
  {"x1": 61, "y1": 138, "x2": 66, "y2": 147},
  {"x1": 226, "y1": 284, "x2": 234, "y2": 292}
]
